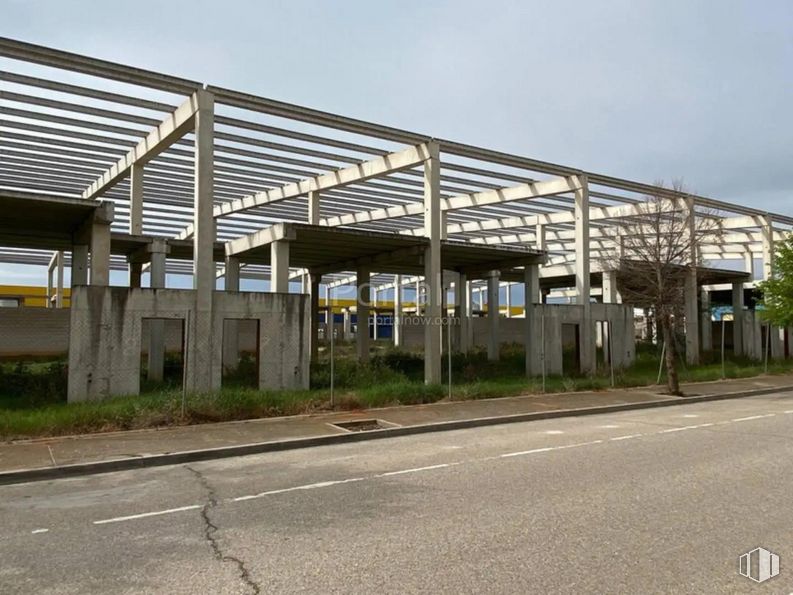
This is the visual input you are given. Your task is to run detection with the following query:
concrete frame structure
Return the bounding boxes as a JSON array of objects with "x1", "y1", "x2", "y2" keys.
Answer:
[{"x1": 1, "y1": 38, "x2": 792, "y2": 399}]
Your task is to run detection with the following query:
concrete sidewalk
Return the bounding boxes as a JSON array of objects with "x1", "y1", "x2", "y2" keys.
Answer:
[{"x1": 2, "y1": 374, "x2": 792, "y2": 481}]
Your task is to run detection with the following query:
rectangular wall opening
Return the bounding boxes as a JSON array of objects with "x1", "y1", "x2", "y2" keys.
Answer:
[
  {"x1": 222, "y1": 318, "x2": 260, "y2": 388},
  {"x1": 140, "y1": 318, "x2": 184, "y2": 393},
  {"x1": 561, "y1": 323, "x2": 581, "y2": 375}
]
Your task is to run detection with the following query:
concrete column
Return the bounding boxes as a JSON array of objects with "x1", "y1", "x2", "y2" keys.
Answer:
[
  {"x1": 423, "y1": 142, "x2": 442, "y2": 384},
  {"x1": 308, "y1": 190, "x2": 320, "y2": 225},
  {"x1": 356, "y1": 267, "x2": 370, "y2": 362},
  {"x1": 270, "y1": 240, "x2": 290, "y2": 292},
  {"x1": 222, "y1": 256, "x2": 241, "y2": 374},
  {"x1": 309, "y1": 272, "x2": 321, "y2": 362},
  {"x1": 732, "y1": 282, "x2": 744, "y2": 355},
  {"x1": 744, "y1": 250, "x2": 755, "y2": 281},
  {"x1": 466, "y1": 279, "x2": 474, "y2": 350},
  {"x1": 343, "y1": 307, "x2": 352, "y2": 341},
  {"x1": 505, "y1": 282, "x2": 512, "y2": 318},
  {"x1": 55, "y1": 251, "x2": 64, "y2": 308},
  {"x1": 71, "y1": 244, "x2": 89, "y2": 286},
  {"x1": 89, "y1": 203, "x2": 113, "y2": 286},
  {"x1": 189, "y1": 89, "x2": 216, "y2": 392},
  {"x1": 372, "y1": 290, "x2": 379, "y2": 340},
  {"x1": 574, "y1": 175, "x2": 593, "y2": 372},
  {"x1": 602, "y1": 270, "x2": 619, "y2": 304},
  {"x1": 762, "y1": 215, "x2": 775, "y2": 281},
  {"x1": 524, "y1": 265, "x2": 539, "y2": 375},
  {"x1": 456, "y1": 273, "x2": 470, "y2": 354},
  {"x1": 128, "y1": 163, "x2": 144, "y2": 287},
  {"x1": 700, "y1": 289, "x2": 713, "y2": 352},
  {"x1": 684, "y1": 197, "x2": 700, "y2": 365},
  {"x1": 148, "y1": 239, "x2": 168, "y2": 383},
  {"x1": 393, "y1": 275, "x2": 403, "y2": 348},
  {"x1": 415, "y1": 278, "x2": 422, "y2": 316},
  {"x1": 487, "y1": 270, "x2": 500, "y2": 361}
]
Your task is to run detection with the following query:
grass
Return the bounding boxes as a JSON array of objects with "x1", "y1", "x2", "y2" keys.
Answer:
[{"x1": 2, "y1": 343, "x2": 792, "y2": 440}]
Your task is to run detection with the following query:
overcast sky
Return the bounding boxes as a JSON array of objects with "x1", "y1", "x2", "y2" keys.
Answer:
[
  {"x1": 3, "y1": 0, "x2": 792, "y2": 212},
  {"x1": 1, "y1": 1, "x2": 791, "y2": 288}
]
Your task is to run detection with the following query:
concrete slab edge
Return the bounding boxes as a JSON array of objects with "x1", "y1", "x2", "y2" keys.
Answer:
[{"x1": 2, "y1": 384, "x2": 792, "y2": 486}]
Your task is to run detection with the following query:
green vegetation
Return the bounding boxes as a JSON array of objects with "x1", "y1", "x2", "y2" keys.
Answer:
[
  {"x1": 759, "y1": 232, "x2": 793, "y2": 328},
  {"x1": 2, "y1": 342, "x2": 793, "y2": 440}
]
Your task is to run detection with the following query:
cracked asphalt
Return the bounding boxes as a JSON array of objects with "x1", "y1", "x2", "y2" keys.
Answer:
[{"x1": 2, "y1": 392, "x2": 793, "y2": 594}]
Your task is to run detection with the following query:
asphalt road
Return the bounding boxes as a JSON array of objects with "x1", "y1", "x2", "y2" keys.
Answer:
[{"x1": 3, "y1": 393, "x2": 793, "y2": 594}]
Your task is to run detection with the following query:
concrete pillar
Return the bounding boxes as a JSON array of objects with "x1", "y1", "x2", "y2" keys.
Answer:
[
  {"x1": 505, "y1": 282, "x2": 512, "y2": 318},
  {"x1": 55, "y1": 251, "x2": 64, "y2": 308},
  {"x1": 602, "y1": 270, "x2": 619, "y2": 304},
  {"x1": 684, "y1": 197, "x2": 700, "y2": 365},
  {"x1": 372, "y1": 290, "x2": 379, "y2": 340},
  {"x1": 524, "y1": 265, "x2": 539, "y2": 375},
  {"x1": 89, "y1": 203, "x2": 113, "y2": 286},
  {"x1": 71, "y1": 244, "x2": 89, "y2": 286},
  {"x1": 423, "y1": 142, "x2": 442, "y2": 384},
  {"x1": 466, "y1": 279, "x2": 474, "y2": 350},
  {"x1": 222, "y1": 256, "x2": 241, "y2": 374},
  {"x1": 415, "y1": 278, "x2": 422, "y2": 316},
  {"x1": 731, "y1": 282, "x2": 744, "y2": 358},
  {"x1": 356, "y1": 267, "x2": 370, "y2": 362},
  {"x1": 188, "y1": 89, "x2": 216, "y2": 392},
  {"x1": 574, "y1": 175, "x2": 593, "y2": 372},
  {"x1": 393, "y1": 275, "x2": 403, "y2": 348},
  {"x1": 456, "y1": 272, "x2": 470, "y2": 354},
  {"x1": 487, "y1": 270, "x2": 500, "y2": 361},
  {"x1": 309, "y1": 272, "x2": 321, "y2": 362},
  {"x1": 744, "y1": 250, "x2": 755, "y2": 281},
  {"x1": 148, "y1": 239, "x2": 168, "y2": 383},
  {"x1": 308, "y1": 190, "x2": 320, "y2": 225},
  {"x1": 762, "y1": 215, "x2": 775, "y2": 281},
  {"x1": 700, "y1": 289, "x2": 713, "y2": 352},
  {"x1": 270, "y1": 240, "x2": 290, "y2": 292},
  {"x1": 128, "y1": 162, "x2": 144, "y2": 288},
  {"x1": 343, "y1": 308, "x2": 352, "y2": 341}
]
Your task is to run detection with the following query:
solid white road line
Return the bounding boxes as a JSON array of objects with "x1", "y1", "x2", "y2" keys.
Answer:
[{"x1": 93, "y1": 504, "x2": 202, "y2": 525}]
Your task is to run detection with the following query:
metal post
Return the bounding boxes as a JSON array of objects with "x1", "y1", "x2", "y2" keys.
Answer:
[
  {"x1": 541, "y1": 311, "x2": 546, "y2": 393},
  {"x1": 608, "y1": 321, "x2": 615, "y2": 388},
  {"x1": 330, "y1": 298, "x2": 335, "y2": 408},
  {"x1": 721, "y1": 316, "x2": 726, "y2": 379},
  {"x1": 447, "y1": 315, "x2": 452, "y2": 400},
  {"x1": 764, "y1": 323, "x2": 771, "y2": 374}
]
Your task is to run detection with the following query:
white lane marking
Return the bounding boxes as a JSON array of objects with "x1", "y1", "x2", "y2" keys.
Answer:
[
  {"x1": 599, "y1": 424, "x2": 621, "y2": 429},
  {"x1": 659, "y1": 427, "x2": 690, "y2": 433},
  {"x1": 232, "y1": 477, "x2": 365, "y2": 502},
  {"x1": 93, "y1": 504, "x2": 202, "y2": 525},
  {"x1": 500, "y1": 440, "x2": 603, "y2": 458},
  {"x1": 784, "y1": 410, "x2": 793, "y2": 414},
  {"x1": 376, "y1": 463, "x2": 454, "y2": 477},
  {"x1": 731, "y1": 414, "x2": 776, "y2": 422},
  {"x1": 545, "y1": 430, "x2": 564, "y2": 435},
  {"x1": 31, "y1": 528, "x2": 49, "y2": 534},
  {"x1": 681, "y1": 414, "x2": 700, "y2": 418},
  {"x1": 609, "y1": 434, "x2": 644, "y2": 441}
]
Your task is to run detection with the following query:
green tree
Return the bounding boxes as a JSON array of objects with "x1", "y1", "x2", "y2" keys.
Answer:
[{"x1": 758, "y1": 233, "x2": 793, "y2": 328}]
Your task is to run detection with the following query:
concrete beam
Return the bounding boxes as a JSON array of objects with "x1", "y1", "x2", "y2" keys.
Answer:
[{"x1": 82, "y1": 93, "x2": 199, "y2": 199}]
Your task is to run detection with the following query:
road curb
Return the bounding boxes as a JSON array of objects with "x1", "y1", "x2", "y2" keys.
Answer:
[{"x1": 2, "y1": 384, "x2": 791, "y2": 486}]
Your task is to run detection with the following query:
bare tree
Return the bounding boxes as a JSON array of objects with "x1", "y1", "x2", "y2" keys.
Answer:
[{"x1": 606, "y1": 182, "x2": 721, "y2": 395}]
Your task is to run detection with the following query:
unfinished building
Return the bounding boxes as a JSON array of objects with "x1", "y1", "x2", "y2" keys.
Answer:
[{"x1": 0, "y1": 37, "x2": 791, "y2": 401}]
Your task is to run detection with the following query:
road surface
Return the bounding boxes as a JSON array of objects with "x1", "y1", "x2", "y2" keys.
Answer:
[{"x1": 2, "y1": 392, "x2": 793, "y2": 593}]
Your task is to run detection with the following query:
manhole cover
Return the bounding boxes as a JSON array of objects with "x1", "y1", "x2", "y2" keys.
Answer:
[{"x1": 330, "y1": 419, "x2": 397, "y2": 432}]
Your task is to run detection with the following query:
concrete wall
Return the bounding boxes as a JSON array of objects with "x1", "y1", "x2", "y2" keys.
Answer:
[
  {"x1": 67, "y1": 287, "x2": 309, "y2": 401},
  {"x1": 400, "y1": 304, "x2": 636, "y2": 375},
  {"x1": 0, "y1": 308, "x2": 70, "y2": 356}
]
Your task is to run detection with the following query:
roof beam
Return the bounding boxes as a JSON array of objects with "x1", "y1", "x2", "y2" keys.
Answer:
[{"x1": 81, "y1": 93, "x2": 201, "y2": 200}]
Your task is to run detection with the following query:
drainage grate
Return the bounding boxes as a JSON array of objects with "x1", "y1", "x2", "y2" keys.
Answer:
[{"x1": 329, "y1": 419, "x2": 397, "y2": 432}]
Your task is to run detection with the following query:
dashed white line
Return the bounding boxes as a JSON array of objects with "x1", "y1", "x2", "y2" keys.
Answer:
[
  {"x1": 731, "y1": 414, "x2": 776, "y2": 422},
  {"x1": 93, "y1": 504, "x2": 202, "y2": 525},
  {"x1": 31, "y1": 528, "x2": 49, "y2": 534},
  {"x1": 232, "y1": 477, "x2": 366, "y2": 502},
  {"x1": 609, "y1": 434, "x2": 644, "y2": 441},
  {"x1": 659, "y1": 427, "x2": 690, "y2": 433},
  {"x1": 545, "y1": 430, "x2": 565, "y2": 435},
  {"x1": 377, "y1": 463, "x2": 455, "y2": 477},
  {"x1": 500, "y1": 440, "x2": 603, "y2": 458}
]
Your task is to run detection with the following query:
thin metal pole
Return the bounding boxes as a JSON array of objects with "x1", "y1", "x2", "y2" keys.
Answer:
[
  {"x1": 447, "y1": 316, "x2": 452, "y2": 400},
  {"x1": 330, "y1": 298, "x2": 335, "y2": 408},
  {"x1": 720, "y1": 316, "x2": 726, "y2": 379},
  {"x1": 608, "y1": 321, "x2": 615, "y2": 388},
  {"x1": 541, "y1": 310, "x2": 546, "y2": 393},
  {"x1": 656, "y1": 340, "x2": 666, "y2": 385},
  {"x1": 181, "y1": 311, "x2": 189, "y2": 418},
  {"x1": 764, "y1": 322, "x2": 771, "y2": 374}
]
